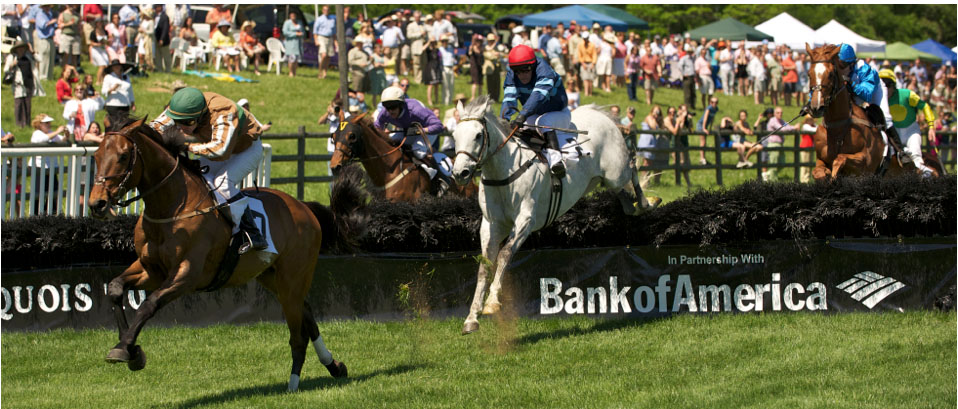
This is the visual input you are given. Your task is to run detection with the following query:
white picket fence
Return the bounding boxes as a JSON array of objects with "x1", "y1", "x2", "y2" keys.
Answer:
[{"x1": 1, "y1": 144, "x2": 272, "y2": 220}]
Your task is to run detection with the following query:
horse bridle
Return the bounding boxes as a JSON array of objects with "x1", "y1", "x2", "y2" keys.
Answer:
[
  {"x1": 456, "y1": 116, "x2": 519, "y2": 171},
  {"x1": 94, "y1": 132, "x2": 180, "y2": 208},
  {"x1": 334, "y1": 115, "x2": 407, "y2": 163},
  {"x1": 809, "y1": 59, "x2": 849, "y2": 110}
]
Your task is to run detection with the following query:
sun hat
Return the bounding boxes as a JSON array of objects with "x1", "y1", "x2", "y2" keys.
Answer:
[
  {"x1": 602, "y1": 32, "x2": 616, "y2": 43},
  {"x1": 217, "y1": 19, "x2": 231, "y2": 28},
  {"x1": 166, "y1": 87, "x2": 208, "y2": 121},
  {"x1": 512, "y1": 26, "x2": 525, "y2": 34},
  {"x1": 40, "y1": 114, "x2": 54, "y2": 123},
  {"x1": 237, "y1": 98, "x2": 250, "y2": 108},
  {"x1": 592, "y1": 22, "x2": 601, "y2": 30},
  {"x1": 486, "y1": 33, "x2": 496, "y2": 41}
]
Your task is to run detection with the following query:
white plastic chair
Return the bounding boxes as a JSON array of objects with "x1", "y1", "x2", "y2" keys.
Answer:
[
  {"x1": 265, "y1": 37, "x2": 285, "y2": 75},
  {"x1": 170, "y1": 37, "x2": 195, "y2": 71},
  {"x1": 194, "y1": 23, "x2": 211, "y2": 42}
]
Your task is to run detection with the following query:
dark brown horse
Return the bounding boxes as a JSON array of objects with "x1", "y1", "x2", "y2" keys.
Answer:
[
  {"x1": 329, "y1": 113, "x2": 478, "y2": 202},
  {"x1": 805, "y1": 44, "x2": 941, "y2": 180},
  {"x1": 88, "y1": 117, "x2": 367, "y2": 392}
]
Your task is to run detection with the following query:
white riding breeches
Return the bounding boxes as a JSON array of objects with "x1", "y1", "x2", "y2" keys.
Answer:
[
  {"x1": 524, "y1": 107, "x2": 587, "y2": 168},
  {"x1": 199, "y1": 139, "x2": 263, "y2": 232},
  {"x1": 897, "y1": 122, "x2": 929, "y2": 171},
  {"x1": 389, "y1": 131, "x2": 452, "y2": 179}
]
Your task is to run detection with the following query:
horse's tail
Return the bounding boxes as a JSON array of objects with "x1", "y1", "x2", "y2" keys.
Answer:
[{"x1": 305, "y1": 165, "x2": 370, "y2": 253}]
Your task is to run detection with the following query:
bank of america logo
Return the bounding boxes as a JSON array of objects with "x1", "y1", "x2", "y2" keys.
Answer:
[{"x1": 836, "y1": 271, "x2": 906, "y2": 309}]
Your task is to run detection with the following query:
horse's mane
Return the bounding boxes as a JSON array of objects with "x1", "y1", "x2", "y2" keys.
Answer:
[
  {"x1": 352, "y1": 112, "x2": 409, "y2": 148},
  {"x1": 463, "y1": 95, "x2": 508, "y2": 136},
  {"x1": 108, "y1": 114, "x2": 187, "y2": 156}
]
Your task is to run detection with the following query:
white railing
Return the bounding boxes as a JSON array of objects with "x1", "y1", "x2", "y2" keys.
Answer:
[{"x1": 1, "y1": 144, "x2": 272, "y2": 220}]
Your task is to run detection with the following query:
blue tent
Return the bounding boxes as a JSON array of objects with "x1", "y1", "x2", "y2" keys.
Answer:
[
  {"x1": 521, "y1": 5, "x2": 629, "y2": 32},
  {"x1": 912, "y1": 39, "x2": 957, "y2": 66}
]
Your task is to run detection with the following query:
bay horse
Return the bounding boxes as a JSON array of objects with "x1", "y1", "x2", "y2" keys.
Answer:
[
  {"x1": 329, "y1": 113, "x2": 478, "y2": 202},
  {"x1": 88, "y1": 117, "x2": 367, "y2": 392},
  {"x1": 805, "y1": 44, "x2": 940, "y2": 179},
  {"x1": 451, "y1": 96, "x2": 660, "y2": 335}
]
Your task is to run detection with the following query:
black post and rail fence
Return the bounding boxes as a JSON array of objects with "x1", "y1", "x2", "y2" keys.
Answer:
[{"x1": 259, "y1": 129, "x2": 956, "y2": 199}]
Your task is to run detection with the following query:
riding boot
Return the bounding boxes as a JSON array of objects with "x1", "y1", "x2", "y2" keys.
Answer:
[
  {"x1": 884, "y1": 126, "x2": 903, "y2": 155},
  {"x1": 545, "y1": 130, "x2": 567, "y2": 178},
  {"x1": 423, "y1": 153, "x2": 453, "y2": 196},
  {"x1": 238, "y1": 206, "x2": 268, "y2": 254}
]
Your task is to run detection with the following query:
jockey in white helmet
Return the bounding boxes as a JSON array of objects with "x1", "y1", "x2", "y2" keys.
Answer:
[{"x1": 373, "y1": 86, "x2": 454, "y2": 195}]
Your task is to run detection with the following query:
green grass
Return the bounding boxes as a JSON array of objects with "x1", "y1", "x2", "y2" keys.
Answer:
[
  {"x1": 2, "y1": 312, "x2": 955, "y2": 408},
  {"x1": 1, "y1": 60, "x2": 808, "y2": 204}
]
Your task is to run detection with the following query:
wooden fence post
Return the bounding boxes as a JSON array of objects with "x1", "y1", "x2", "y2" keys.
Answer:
[
  {"x1": 793, "y1": 133, "x2": 801, "y2": 182},
  {"x1": 297, "y1": 126, "x2": 306, "y2": 200},
  {"x1": 714, "y1": 133, "x2": 723, "y2": 185}
]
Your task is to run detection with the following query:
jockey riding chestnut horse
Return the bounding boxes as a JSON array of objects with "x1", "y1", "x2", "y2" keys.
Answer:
[{"x1": 149, "y1": 87, "x2": 267, "y2": 253}]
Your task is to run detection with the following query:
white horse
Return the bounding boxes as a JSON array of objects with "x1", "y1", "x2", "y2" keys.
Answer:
[{"x1": 452, "y1": 96, "x2": 659, "y2": 334}]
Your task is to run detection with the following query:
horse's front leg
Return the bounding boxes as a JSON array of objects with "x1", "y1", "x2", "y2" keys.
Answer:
[
  {"x1": 812, "y1": 157, "x2": 832, "y2": 181},
  {"x1": 106, "y1": 259, "x2": 160, "y2": 339},
  {"x1": 483, "y1": 204, "x2": 536, "y2": 316},
  {"x1": 463, "y1": 218, "x2": 508, "y2": 335},
  {"x1": 106, "y1": 256, "x2": 204, "y2": 371}
]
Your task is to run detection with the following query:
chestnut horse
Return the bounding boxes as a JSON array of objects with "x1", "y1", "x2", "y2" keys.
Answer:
[
  {"x1": 805, "y1": 44, "x2": 940, "y2": 180},
  {"x1": 88, "y1": 117, "x2": 367, "y2": 392},
  {"x1": 329, "y1": 113, "x2": 478, "y2": 202}
]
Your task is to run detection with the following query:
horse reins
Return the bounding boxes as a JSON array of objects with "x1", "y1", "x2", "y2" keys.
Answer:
[
  {"x1": 95, "y1": 133, "x2": 181, "y2": 208},
  {"x1": 456, "y1": 116, "x2": 521, "y2": 170}
]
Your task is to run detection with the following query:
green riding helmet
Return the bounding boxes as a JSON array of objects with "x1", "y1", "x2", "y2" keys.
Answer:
[{"x1": 166, "y1": 87, "x2": 207, "y2": 120}]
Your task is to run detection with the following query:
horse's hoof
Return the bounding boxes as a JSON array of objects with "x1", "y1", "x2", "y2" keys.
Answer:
[
  {"x1": 325, "y1": 360, "x2": 348, "y2": 378},
  {"x1": 482, "y1": 302, "x2": 501, "y2": 316},
  {"x1": 462, "y1": 320, "x2": 479, "y2": 335},
  {"x1": 127, "y1": 345, "x2": 146, "y2": 371},
  {"x1": 105, "y1": 347, "x2": 130, "y2": 364}
]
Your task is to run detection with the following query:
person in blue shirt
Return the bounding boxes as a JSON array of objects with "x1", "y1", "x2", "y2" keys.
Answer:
[
  {"x1": 312, "y1": 5, "x2": 336, "y2": 79},
  {"x1": 33, "y1": 4, "x2": 56, "y2": 80},
  {"x1": 501, "y1": 44, "x2": 571, "y2": 177},
  {"x1": 836, "y1": 43, "x2": 900, "y2": 146}
]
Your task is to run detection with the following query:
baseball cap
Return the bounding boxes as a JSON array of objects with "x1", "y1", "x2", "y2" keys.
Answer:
[{"x1": 40, "y1": 114, "x2": 54, "y2": 123}]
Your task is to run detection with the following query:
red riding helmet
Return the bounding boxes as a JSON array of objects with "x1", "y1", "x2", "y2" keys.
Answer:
[{"x1": 508, "y1": 45, "x2": 537, "y2": 67}]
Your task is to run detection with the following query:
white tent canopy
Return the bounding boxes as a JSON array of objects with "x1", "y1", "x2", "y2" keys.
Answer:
[
  {"x1": 814, "y1": 19, "x2": 885, "y2": 53},
  {"x1": 755, "y1": 12, "x2": 817, "y2": 50}
]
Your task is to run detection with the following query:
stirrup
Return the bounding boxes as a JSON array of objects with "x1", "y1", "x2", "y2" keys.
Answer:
[{"x1": 238, "y1": 208, "x2": 268, "y2": 254}]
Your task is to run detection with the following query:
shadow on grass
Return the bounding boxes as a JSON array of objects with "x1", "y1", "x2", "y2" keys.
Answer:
[
  {"x1": 162, "y1": 363, "x2": 426, "y2": 408},
  {"x1": 516, "y1": 315, "x2": 674, "y2": 346}
]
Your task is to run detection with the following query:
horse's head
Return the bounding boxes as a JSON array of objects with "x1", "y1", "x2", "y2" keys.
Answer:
[
  {"x1": 806, "y1": 43, "x2": 845, "y2": 118},
  {"x1": 329, "y1": 114, "x2": 367, "y2": 176},
  {"x1": 452, "y1": 96, "x2": 496, "y2": 184},
  {"x1": 88, "y1": 116, "x2": 148, "y2": 218}
]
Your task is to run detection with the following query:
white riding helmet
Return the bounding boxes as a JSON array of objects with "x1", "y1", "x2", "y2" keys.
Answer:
[
  {"x1": 381, "y1": 86, "x2": 405, "y2": 104},
  {"x1": 381, "y1": 86, "x2": 406, "y2": 111}
]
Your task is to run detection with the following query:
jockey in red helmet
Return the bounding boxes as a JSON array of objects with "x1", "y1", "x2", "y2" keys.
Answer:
[{"x1": 501, "y1": 44, "x2": 572, "y2": 177}]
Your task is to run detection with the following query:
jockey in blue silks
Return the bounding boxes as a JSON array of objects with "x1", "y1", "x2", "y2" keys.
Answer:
[
  {"x1": 836, "y1": 43, "x2": 901, "y2": 147},
  {"x1": 500, "y1": 44, "x2": 573, "y2": 177},
  {"x1": 373, "y1": 86, "x2": 453, "y2": 194}
]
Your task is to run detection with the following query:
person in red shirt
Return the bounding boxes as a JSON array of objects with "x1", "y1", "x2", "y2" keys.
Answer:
[
  {"x1": 638, "y1": 43, "x2": 660, "y2": 105},
  {"x1": 781, "y1": 53, "x2": 799, "y2": 107},
  {"x1": 56, "y1": 65, "x2": 79, "y2": 104},
  {"x1": 205, "y1": 5, "x2": 232, "y2": 26}
]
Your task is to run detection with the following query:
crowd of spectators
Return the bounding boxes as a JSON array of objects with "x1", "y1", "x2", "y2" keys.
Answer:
[{"x1": 2, "y1": 5, "x2": 956, "y2": 183}]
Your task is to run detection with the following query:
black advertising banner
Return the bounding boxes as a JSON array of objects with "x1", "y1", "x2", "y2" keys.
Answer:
[{"x1": 1, "y1": 238, "x2": 954, "y2": 331}]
